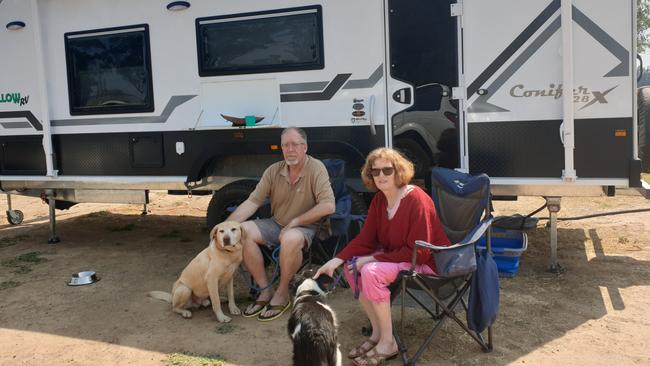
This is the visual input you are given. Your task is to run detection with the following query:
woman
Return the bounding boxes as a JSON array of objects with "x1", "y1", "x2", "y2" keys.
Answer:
[{"x1": 314, "y1": 147, "x2": 450, "y2": 366}]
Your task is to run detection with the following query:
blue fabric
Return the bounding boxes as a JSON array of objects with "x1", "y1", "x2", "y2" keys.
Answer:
[
  {"x1": 430, "y1": 168, "x2": 490, "y2": 226},
  {"x1": 322, "y1": 159, "x2": 352, "y2": 238},
  {"x1": 467, "y1": 249, "x2": 500, "y2": 332}
]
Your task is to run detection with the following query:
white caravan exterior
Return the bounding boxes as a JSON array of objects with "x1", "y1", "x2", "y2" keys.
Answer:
[{"x1": 0, "y1": 0, "x2": 642, "y2": 212}]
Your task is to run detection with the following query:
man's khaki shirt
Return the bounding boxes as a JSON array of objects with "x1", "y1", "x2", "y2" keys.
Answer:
[{"x1": 248, "y1": 155, "x2": 335, "y2": 226}]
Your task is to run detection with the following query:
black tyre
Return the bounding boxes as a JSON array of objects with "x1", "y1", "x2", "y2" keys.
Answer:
[
  {"x1": 206, "y1": 180, "x2": 265, "y2": 229},
  {"x1": 638, "y1": 87, "x2": 650, "y2": 172},
  {"x1": 6, "y1": 210, "x2": 24, "y2": 225},
  {"x1": 394, "y1": 137, "x2": 432, "y2": 179},
  {"x1": 348, "y1": 189, "x2": 368, "y2": 240}
]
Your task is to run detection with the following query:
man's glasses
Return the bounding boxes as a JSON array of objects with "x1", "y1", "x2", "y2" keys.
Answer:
[
  {"x1": 281, "y1": 142, "x2": 305, "y2": 149},
  {"x1": 370, "y1": 167, "x2": 395, "y2": 177}
]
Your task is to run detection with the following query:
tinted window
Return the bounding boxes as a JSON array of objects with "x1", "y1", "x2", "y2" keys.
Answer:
[
  {"x1": 197, "y1": 6, "x2": 324, "y2": 76},
  {"x1": 65, "y1": 25, "x2": 154, "y2": 115}
]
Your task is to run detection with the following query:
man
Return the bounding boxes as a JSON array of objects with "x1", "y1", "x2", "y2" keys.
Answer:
[{"x1": 227, "y1": 127, "x2": 335, "y2": 321}]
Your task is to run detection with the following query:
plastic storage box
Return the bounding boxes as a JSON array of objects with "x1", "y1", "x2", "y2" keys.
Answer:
[{"x1": 476, "y1": 228, "x2": 528, "y2": 277}]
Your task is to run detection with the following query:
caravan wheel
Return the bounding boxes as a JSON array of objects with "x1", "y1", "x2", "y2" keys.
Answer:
[
  {"x1": 394, "y1": 138, "x2": 432, "y2": 179},
  {"x1": 6, "y1": 210, "x2": 24, "y2": 225},
  {"x1": 638, "y1": 87, "x2": 650, "y2": 172},
  {"x1": 206, "y1": 180, "x2": 269, "y2": 229}
]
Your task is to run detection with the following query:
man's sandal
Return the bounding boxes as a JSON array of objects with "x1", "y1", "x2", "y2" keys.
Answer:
[
  {"x1": 352, "y1": 348, "x2": 399, "y2": 366},
  {"x1": 257, "y1": 301, "x2": 291, "y2": 322},
  {"x1": 242, "y1": 300, "x2": 269, "y2": 318},
  {"x1": 348, "y1": 340, "x2": 378, "y2": 359}
]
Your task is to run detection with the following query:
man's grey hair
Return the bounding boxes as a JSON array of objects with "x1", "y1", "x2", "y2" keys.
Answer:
[{"x1": 281, "y1": 127, "x2": 308, "y2": 144}]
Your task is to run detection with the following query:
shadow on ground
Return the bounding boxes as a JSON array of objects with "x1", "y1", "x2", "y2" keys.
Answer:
[{"x1": 0, "y1": 212, "x2": 649, "y2": 365}]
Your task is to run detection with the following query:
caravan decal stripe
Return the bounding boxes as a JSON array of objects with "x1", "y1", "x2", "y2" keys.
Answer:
[
  {"x1": 1, "y1": 122, "x2": 32, "y2": 129},
  {"x1": 0, "y1": 111, "x2": 43, "y2": 131},
  {"x1": 469, "y1": 16, "x2": 561, "y2": 113},
  {"x1": 280, "y1": 74, "x2": 351, "y2": 102},
  {"x1": 51, "y1": 95, "x2": 196, "y2": 126},
  {"x1": 280, "y1": 81, "x2": 328, "y2": 93},
  {"x1": 572, "y1": 6, "x2": 629, "y2": 77},
  {"x1": 466, "y1": 0, "x2": 560, "y2": 99},
  {"x1": 343, "y1": 65, "x2": 384, "y2": 89},
  {"x1": 279, "y1": 65, "x2": 382, "y2": 102}
]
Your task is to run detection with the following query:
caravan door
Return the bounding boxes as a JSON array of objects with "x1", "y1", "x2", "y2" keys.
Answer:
[
  {"x1": 384, "y1": 0, "x2": 460, "y2": 178},
  {"x1": 460, "y1": 0, "x2": 636, "y2": 189}
]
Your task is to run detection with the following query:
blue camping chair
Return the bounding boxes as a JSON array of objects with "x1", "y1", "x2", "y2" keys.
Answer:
[
  {"x1": 389, "y1": 167, "x2": 498, "y2": 365},
  {"x1": 308, "y1": 159, "x2": 354, "y2": 264}
]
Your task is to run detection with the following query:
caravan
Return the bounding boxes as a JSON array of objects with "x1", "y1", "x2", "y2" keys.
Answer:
[{"x1": 0, "y1": 0, "x2": 644, "y2": 265}]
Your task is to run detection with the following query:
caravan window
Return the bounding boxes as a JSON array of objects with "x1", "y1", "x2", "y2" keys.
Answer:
[
  {"x1": 196, "y1": 6, "x2": 324, "y2": 76},
  {"x1": 64, "y1": 24, "x2": 154, "y2": 115}
]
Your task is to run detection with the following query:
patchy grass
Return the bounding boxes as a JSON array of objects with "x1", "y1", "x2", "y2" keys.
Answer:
[
  {"x1": 0, "y1": 234, "x2": 30, "y2": 249},
  {"x1": 165, "y1": 352, "x2": 226, "y2": 366},
  {"x1": 159, "y1": 229, "x2": 181, "y2": 239},
  {"x1": 15, "y1": 252, "x2": 47, "y2": 264},
  {"x1": 2, "y1": 252, "x2": 47, "y2": 275},
  {"x1": 214, "y1": 323, "x2": 236, "y2": 334},
  {"x1": 11, "y1": 266, "x2": 32, "y2": 274},
  {"x1": 0, "y1": 281, "x2": 20, "y2": 291},
  {"x1": 107, "y1": 223, "x2": 136, "y2": 232},
  {"x1": 87, "y1": 210, "x2": 111, "y2": 218}
]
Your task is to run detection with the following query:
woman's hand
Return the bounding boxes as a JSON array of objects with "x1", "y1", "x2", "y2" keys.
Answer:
[
  {"x1": 314, "y1": 258, "x2": 344, "y2": 279},
  {"x1": 347, "y1": 255, "x2": 376, "y2": 272}
]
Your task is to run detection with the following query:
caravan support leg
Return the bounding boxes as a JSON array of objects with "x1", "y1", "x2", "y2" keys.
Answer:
[
  {"x1": 545, "y1": 197, "x2": 563, "y2": 273},
  {"x1": 141, "y1": 190, "x2": 150, "y2": 215},
  {"x1": 46, "y1": 190, "x2": 60, "y2": 244}
]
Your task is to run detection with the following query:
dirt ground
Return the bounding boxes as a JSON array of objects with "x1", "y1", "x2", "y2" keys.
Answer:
[{"x1": 0, "y1": 190, "x2": 649, "y2": 366}]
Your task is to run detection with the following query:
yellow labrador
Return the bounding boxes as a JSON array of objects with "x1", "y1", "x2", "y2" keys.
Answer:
[{"x1": 149, "y1": 221, "x2": 244, "y2": 322}]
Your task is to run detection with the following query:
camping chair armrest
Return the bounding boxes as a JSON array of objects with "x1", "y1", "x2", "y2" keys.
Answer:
[
  {"x1": 411, "y1": 240, "x2": 466, "y2": 268},
  {"x1": 457, "y1": 217, "x2": 493, "y2": 246},
  {"x1": 411, "y1": 217, "x2": 493, "y2": 269}
]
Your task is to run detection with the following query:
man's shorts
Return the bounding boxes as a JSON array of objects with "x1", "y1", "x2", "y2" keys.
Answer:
[{"x1": 252, "y1": 218, "x2": 318, "y2": 252}]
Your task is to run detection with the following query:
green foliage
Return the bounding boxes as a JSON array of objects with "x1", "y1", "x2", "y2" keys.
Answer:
[
  {"x1": 639, "y1": 0, "x2": 650, "y2": 53},
  {"x1": 214, "y1": 323, "x2": 236, "y2": 334},
  {"x1": 165, "y1": 352, "x2": 225, "y2": 366},
  {"x1": 1, "y1": 252, "x2": 46, "y2": 275}
]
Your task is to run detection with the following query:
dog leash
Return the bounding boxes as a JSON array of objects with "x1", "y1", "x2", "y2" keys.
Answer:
[
  {"x1": 240, "y1": 246, "x2": 281, "y2": 294},
  {"x1": 327, "y1": 264, "x2": 347, "y2": 293},
  {"x1": 349, "y1": 256, "x2": 360, "y2": 300}
]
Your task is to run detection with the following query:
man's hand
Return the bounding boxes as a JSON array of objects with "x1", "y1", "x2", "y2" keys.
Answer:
[{"x1": 279, "y1": 217, "x2": 301, "y2": 241}]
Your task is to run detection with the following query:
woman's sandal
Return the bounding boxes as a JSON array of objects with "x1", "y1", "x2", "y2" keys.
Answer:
[
  {"x1": 352, "y1": 348, "x2": 399, "y2": 366},
  {"x1": 348, "y1": 340, "x2": 378, "y2": 359}
]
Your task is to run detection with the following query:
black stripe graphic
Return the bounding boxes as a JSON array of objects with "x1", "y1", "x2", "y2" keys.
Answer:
[
  {"x1": 466, "y1": 0, "x2": 560, "y2": 99},
  {"x1": 280, "y1": 74, "x2": 351, "y2": 102},
  {"x1": 0, "y1": 111, "x2": 43, "y2": 131}
]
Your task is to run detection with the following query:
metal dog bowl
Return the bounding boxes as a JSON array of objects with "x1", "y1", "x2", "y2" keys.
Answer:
[{"x1": 68, "y1": 271, "x2": 100, "y2": 286}]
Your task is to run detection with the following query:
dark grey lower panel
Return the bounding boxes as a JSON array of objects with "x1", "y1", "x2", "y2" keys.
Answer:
[
  {"x1": 0, "y1": 126, "x2": 384, "y2": 180},
  {"x1": 0, "y1": 135, "x2": 46, "y2": 175},
  {"x1": 468, "y1": 117, "x2": 633, "y2": 178}
]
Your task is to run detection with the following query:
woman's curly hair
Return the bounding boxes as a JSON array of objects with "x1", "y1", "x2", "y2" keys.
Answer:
[{"x1": 360, "y1": 147, "x2": 415, "y2": 191}]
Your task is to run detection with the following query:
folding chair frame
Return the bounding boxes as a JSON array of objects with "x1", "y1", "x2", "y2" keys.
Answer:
[{"x1": 392, "y1": 270, "x2": 492, "y2": 365}]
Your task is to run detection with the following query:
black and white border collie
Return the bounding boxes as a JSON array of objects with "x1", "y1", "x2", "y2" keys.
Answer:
[{"x1": 288, "y1": 276, "x2": 342, "y2": 366}]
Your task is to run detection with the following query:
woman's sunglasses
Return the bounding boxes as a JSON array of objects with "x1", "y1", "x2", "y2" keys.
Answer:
[{"x1": 370, "y1": 167, "x2": 395, "y2": 177}]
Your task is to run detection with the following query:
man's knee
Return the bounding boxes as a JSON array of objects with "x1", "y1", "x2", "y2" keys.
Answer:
[
  {"x1": 241, "y1": 221, "x2": 263, "y2": 246},
  {"x1": 280, "y1": 230, "x2": 306, "y2": 254}
]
